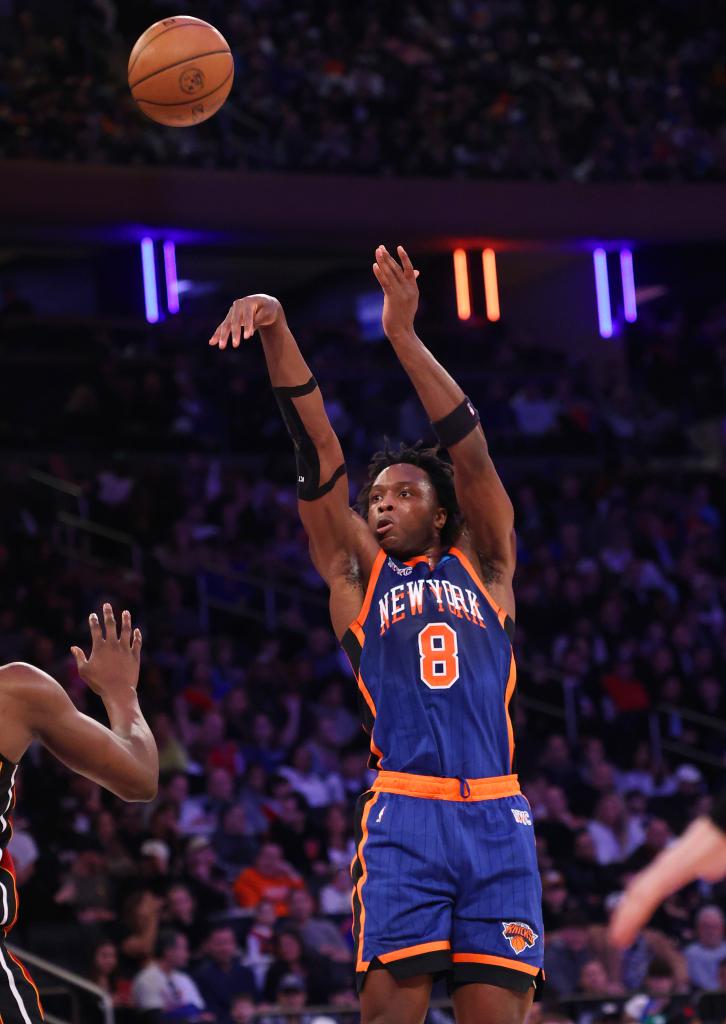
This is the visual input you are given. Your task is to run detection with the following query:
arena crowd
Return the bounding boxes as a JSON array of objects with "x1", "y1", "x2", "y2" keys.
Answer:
[
  {"x1": 0, "y1": 286, "x2": 724, "y2": 1024},
  {"x1": 1, "y1": 0, "x2": 725, "y2": 180}
]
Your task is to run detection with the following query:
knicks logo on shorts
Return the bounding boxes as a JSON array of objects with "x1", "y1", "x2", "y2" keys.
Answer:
[{"x1": 502, "y1": 921, "x2": 538, "y2": 955}]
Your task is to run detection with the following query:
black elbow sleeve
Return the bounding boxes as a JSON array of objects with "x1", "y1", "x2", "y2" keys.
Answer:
[{"x1": 274, "y1": 377, "x2": 346, "y2": 501}]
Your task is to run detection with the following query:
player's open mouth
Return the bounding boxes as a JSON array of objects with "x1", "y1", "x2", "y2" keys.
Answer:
[{"x1": 376, "y1": 519, "x2": 395, "y2": 537}]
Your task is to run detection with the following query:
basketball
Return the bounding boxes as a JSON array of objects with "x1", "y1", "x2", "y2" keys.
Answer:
[{"x1": 128, "y1": 16, "x2": 233, "y2": 127}]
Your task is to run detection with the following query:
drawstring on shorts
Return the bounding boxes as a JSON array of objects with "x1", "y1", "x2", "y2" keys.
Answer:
[{"x1": 458, "y1": 777, "x2": 471, "y2": 798}]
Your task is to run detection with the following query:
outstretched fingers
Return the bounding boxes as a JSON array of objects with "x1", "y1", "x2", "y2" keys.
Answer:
[
  {"x1": 131, "y1": 627, "x2": 143, "y2": 660},
  {"x1": 88, "y1": 611, "x2": 103, "y2": 648},
  {"x1": 397, "y1": 245, "x2": 418, "y2": 279},
  {"x1": 120, "y1": 609, "x2": 132, "y2": 647},
  {"x1": 103, "y1": 602, "x2": 118, "y2": 642}
]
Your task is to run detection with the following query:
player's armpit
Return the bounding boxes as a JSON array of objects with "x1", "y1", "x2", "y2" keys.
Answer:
[
  {"x1": 299, "y1": 470, "x2": 378, "y2": 584},
  {"x1": 4, "y1": 663, "x2": 156, "y2": 801}
]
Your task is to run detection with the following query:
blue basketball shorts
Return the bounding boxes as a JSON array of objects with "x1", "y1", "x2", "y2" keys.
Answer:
[{"x1": 350, "y1": 770, "x2": 544, "y2": 994}]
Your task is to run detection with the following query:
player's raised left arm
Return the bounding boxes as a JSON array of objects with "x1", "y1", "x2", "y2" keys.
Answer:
[{"x1": 373, "y1": 245, "x2": 515, "y2": 600}]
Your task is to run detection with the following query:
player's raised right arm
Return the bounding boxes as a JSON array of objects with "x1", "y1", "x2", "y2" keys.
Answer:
[{"x1": 210, "y1": 295, "x2": 377, "y2": 631}]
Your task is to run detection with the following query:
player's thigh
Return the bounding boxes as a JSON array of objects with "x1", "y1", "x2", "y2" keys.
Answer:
[
  {"x1": 452, "y1": 981, "x2": 534, "y2": 1024},
  {"x1": 360, "y1": 969, "x2": 433, "y2": 1024}
]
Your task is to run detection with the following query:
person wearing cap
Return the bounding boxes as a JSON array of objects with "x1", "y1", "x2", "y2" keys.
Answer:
[
  {"x1": 258, "y1": 973, "x2": 314, "y2": 1024},
  {"x1": 610, "y1": 785, "x2": 726, "y2": 948},
  {"x1": 623, "y1": 956, "x2": 696, "y2": 1023},
  {"x1": 140, "y1": 838, "x2": 171, "y2": 879}
]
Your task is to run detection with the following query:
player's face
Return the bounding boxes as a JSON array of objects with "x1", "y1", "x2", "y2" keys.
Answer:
[{"x1": 367, "y1": 464, "x2": 446, "y2": 559}]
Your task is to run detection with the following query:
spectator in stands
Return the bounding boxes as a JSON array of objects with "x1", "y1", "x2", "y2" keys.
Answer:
[
  {"x1": 131, "y1": 929, "x2": 210, "y2": 1022},
  {"x1": 179, "y1": 766, "x2": 236, "y2": 837},
  {"x1": 683, "y1": 905, "x2": 726, "y2": 990},
  {"x1": 267, "y1": 794, "x2": 327, "y2": 875},
  {"x1": 280, "y1": 744, "x2": 340, "y2": 808},
  {"x1": 588, "y1": 794, "x2": 645, "y2": 865},
  {"x1": 565, "y1": 830, "x2": 619, "y2": 924},
  {"x1": 244, "y1": 898, "x2": 277, "y2": 991},
  {"x1": 259, "y1": 972, "x2": 313, "y2": 1024},
  {"x1": 213, "y1": 802, "x2": 259, "y2": 876},
  {"x1": 87, "y1": 939, "x2": 132, "y2": 1009},
  {"x1": 573, "y1": 960, "x2": 624, "y2": 1024},
  {"x1": 162, "y1": 884, "x2": 208, "y2": 956},
  {"x1": 623, "y1": 819, "x2": 673, "y2": 874},
  {"x1": 193, "y1": 925, "x2": 257, "y2": 1022},
  {"x1": 233, "y1": 842, "x2": 305, "y2": 916},
  {"x1": 544, "y1": 910, "x2": 606, "y2": 997},
  {"x1": 263, "y1": 928, "x2": 330, "y2": 1004},
  {"x1": 287, "y1": 887, "x2": 352, "y2": 966},
  {"x1": 623, "y1": 957, "x2": 695, "y2": 1023},
  {"x1": 119, "y1": 889, "x2": 163, "y2": 970},
  {"x1": 319, "y1": 866, "x2": 353, "y2": 915},
  {"x1": 230, "y1": 992, "x2": 257, "y2": 1024},
  {"x1": 182, "y1": 835, "x2": 231, "y2": 915}
]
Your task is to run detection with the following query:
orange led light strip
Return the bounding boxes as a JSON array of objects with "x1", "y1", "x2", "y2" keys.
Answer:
[
  {"x1": 453, "y1": 249, "x2": 471, "y2": 320},
  {"x1": 482, "y1": 248, "x2": 500, "y2": 321}
]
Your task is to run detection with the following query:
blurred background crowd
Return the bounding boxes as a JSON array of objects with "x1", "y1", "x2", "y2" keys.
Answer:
[
  {"x1": 1, "y1": 1, "x2": 726, "y2": 1023},
  {"x1": 1, "y1": 0, "x2": 725, "y2": 179},
  {"x1": 0, "y1": 285, "x2": 725, "y2": 1023}
]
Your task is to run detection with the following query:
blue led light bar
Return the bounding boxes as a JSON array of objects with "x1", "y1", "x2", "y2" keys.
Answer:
[
  {"x1": 140, "y1": 237, "x2": 159, "y2": 324},
  {"x1": 593, "y1": 249, "x2": 612, "y2": 338}
]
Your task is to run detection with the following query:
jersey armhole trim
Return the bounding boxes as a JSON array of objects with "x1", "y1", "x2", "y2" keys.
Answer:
[
  {"x1": 347, "y1": 547, "x2": 386, "y2": 642},
  {"x1": 449, "y1": 546, "x2": 514, "y2": 638}
]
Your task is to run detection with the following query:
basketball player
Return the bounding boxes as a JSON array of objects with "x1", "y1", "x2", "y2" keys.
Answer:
[
  {"x1": 0, "y1": 604, "x2": 158, "y2": 1023},
  {"x1": 209, "y1": 245, "x2": 542, "y2": 1024},
  {"x1": 610, "y1": 795, "x2": 726, "y2": 948}
]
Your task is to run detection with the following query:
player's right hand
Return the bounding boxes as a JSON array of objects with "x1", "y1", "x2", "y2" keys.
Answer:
[
  {"x1": 209, "y1": 294, "x2": 282, "y2": 349},
  {"x1": 71, "y1": 604, "x2": 142, "y2": 699}
]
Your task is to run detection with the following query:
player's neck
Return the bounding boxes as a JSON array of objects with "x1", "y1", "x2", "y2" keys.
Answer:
[{"x1": 403, "y1": 539, "x2": 446, "y2": 569}]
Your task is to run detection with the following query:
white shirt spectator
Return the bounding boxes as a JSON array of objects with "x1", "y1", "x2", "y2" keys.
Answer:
[
  {"x1": 684, "y1": 906, "x2": 726, "y2": 990},
  {"x1": 132, "y1": 961, "x2": 205, "y2": 1013}
]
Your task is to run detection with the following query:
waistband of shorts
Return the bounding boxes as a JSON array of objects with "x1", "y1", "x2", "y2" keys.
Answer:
[{"x1": 371, "y1": 770, "x2": 521, "y2": 801}]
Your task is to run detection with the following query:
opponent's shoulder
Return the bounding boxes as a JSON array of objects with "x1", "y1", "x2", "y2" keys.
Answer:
[
  {"x1": 0, "y1": 663, "x2": 65, "y2": 762},
  {"x1": 0, "y1": 661, "x2": 60, "y2": 695}
]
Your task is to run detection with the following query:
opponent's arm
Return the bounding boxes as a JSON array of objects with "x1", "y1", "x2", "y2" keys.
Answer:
[
  {"x1": 373, "y1": 246, "x2": 515, "y2": 608},
  {"x1": 1, "y1": 605, "x2": 158, "y2": 801},
  {"x1": 210, "y1": 296, "x2": 377, "y2": 635},
  {"x1": 609, "y1": 809, "x2": 726, "y2": 948}
]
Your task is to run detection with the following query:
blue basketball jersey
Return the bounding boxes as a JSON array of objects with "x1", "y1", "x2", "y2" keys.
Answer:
[{"x1": 342, "y1": 546, "x2": 517, "y2": 779}]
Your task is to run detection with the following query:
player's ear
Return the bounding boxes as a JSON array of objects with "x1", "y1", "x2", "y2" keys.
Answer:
[{"x1": 434, "y1": 507, "x2": 447, "y2": 531}]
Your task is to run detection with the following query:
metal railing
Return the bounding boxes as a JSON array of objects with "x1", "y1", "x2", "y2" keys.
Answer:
[
  {"x1": 56, "y1": 512, "x2": 143, "y2": 576},
  {"x1": 7, "y1": 945, "x2": 113, "y2": 1024}
]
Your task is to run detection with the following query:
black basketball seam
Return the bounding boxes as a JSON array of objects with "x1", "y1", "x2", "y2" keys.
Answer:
[
  {"x1": 133, "y1": 67, "x2": 234, "y2": 107},
  {"x1": 129, "y1": 49, "x2": 231, "y2": 90},
  {"x1": 128, "y1": 21, "x2": 223, "y2": 77}
]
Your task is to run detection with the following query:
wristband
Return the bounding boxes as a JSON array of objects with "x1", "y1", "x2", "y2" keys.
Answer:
[{"x1": 432, "y1": 397, "x2": 480, "y2": 448}]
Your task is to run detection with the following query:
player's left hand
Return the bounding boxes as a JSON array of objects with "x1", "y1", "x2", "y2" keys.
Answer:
[{"x1": 372, "y1": 244, "x2": 420, "y2": 341}]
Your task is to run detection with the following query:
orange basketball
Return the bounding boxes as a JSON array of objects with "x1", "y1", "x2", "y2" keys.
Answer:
[{"x1": 128, "y1": 16, "x2": 234, "y2": 127}]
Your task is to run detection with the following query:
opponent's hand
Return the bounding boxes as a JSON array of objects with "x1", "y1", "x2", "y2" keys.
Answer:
[
  {"x1": 209, "y1": 294, "x2": 282, "y2": 349},
  {"x1": 71, "y1": 604, "x2": 142, "y2": 699},
  {"x1": 372, "y1": 244, "x2": 420, "y2": 341},
  {"x1": 608, "y1": 816, "x2": 726, "y2": 948}
]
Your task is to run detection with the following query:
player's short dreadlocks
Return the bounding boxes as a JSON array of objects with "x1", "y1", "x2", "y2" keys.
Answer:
[{"x1": 356, "y1": 440, "x2": 462, "y2": 547}]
